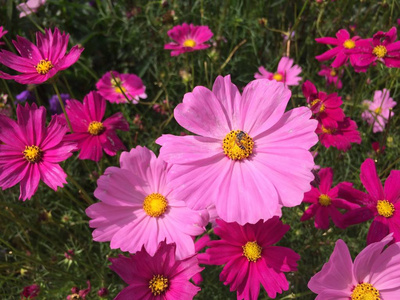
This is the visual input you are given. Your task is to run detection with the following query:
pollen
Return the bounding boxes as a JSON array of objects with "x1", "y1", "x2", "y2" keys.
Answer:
[
  {"x1": 321, "y1": 126, "x2": 336, "y2": 134},
  {"x1": 149, "y1": 274, "x2": 168, "y2": 295},
  {"x1": 272, "y1": 73, "x2": 283, "y2": 81},
  {"x1": 35, "y1": 59, "x2": 54, "y2": 75},
  {"x1": 318, "y1": 194, "x2": 331, "y2": 206},
  {"x1": 183, "y1": 39, "x2": 196, "y2": 47},
  {"x1": 351, "y1": 283, "x2": 380, "y2": 300},
  {"x1": 372, "y1": 45, "x2": 387, "y2": 58},
  {"x1": 88, "y1": 121, "x2": 105, "y2": 136},
  {"x1": 223, "y1": 130, "x2": 254, "y2": 160},
  {"x1": 374, "y1": 107, "x2": 382, "y2": 115},
  {"x1": 23, "y1": 145, "x2": 42, "y2": 163},
  {"x1": 242, "y1": 241, "x2": 262, "y2": 262},
  {"x1": 111, "y1": 77, "x2": 127, "y2": 94},
  {"x1": 143, "y1": 193, "x2": 168, "y2": 217},
  {"x1": 376, "y1": 200, "x2": 395, "y2": 218},
  {"x1": 343, "y1": 39, "x2": 356, "y2": 49},
  {"x1": 311, "y1": 99, "x2": 326, "y2": 112},
  {"x1": 330, "y1": 69, "x2": 337, "y2": 76}
]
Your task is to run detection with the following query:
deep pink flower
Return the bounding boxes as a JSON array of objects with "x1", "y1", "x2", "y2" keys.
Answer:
[
  {"x1": 372, "y1": 141, "x2": 385, "y2": 154},
  {"x1": 204, "y1": 218, "x2": 300, "y2": 299},
  {"x1": 109, "y1": 241, "x2": 202, "y2": 299},
  {"x1": 96, "y1": 71, "x2": 147, "y2": 104},
  {"x1": 339, "y1": 158, "x2": 400, "y2": 244},
  {"x1": 164, "y1": 23, "x2": 213, "y2": 56},
  {"x1": 21, "y1": 284, "x2": 40, "y2": 299},
  {"x1": 254, "y1": 57, "x2": 302, "y2": 86},
  {"x1": 362, "y1": 88, "x2": 396, "y2": 133},
  {"x1": 61, "y1": 91, "x2": 129, "y2": 162},
  {"x1": 316, "y1": 117, "x2": 361, "y2": 151},
  {"x1": 66, "y1": 281, "x2": 91, "y2": 300},
  {"x1": 16, "y1": 0, "x2": 46, "y2": 18},
  {"x1": 317, "y1": 65, "x2": 343, "y2": 89},
  {"x1": 301, "y1": 167, "x2": 359, "y2": 229},
  {"x1": 192, "y1": 234, "x2": 211, "y2": 285},
  {"x1": 308, "y1": 234, "x2": 400, "y2": 299},
  {"x1": 0, "y1": 28, "x2": 83, "y2": 84},
  {"x1": 157, "y1": 76, "x2": 318, "y2": 225},
  {"x1": 0, "y1": 103, "x2": 76, "y2": 200},
  {"x1": 86, "y1": 146, "x2": 208, "y2": 259},
  {"x1": 315, "y1": 29, "x2": 360, "y2": 68},
  {"x1": 0, "y1": 26, "x2": 7, "y2": 46}
]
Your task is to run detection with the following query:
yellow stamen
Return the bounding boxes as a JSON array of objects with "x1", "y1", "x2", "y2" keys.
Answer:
[
  {"x1": 351, "y1": 283, "x2": 380, "y2": 300},
  {"x1": 318, "y1": 194, "x2": 331, "y2": 206},
  {"x1": 111, "y1": 78, "x2": 127, "y2": 94},
  {"x1": 343, "y1": 39, "x2": 355, "y2": 49},
  {"x1": 330, "y1": 69, "x2": 337, "y2": 76},
  {"x1": 23, "y1": 145, "x2": 42, "y2": 163},
  {"x1": 242, "y1": 241, "x2": 262, "y2": 262},
  {"x1": 374, "y1": 107, "x2": 382, "y2": 115},
  {"x1": 272, "y1": 73, "x2": 283, "y2": 81},
  {"x1": 321, "y1": 126, "x2": 336, "y2": 134},
  {"x1": 376, "y1": 200, "x2": 395, "y2": 218},
  {"x1": 143, "y1": 193, "x2": 168, "y2": 217},
  {"x1": 183, "y1": 39, "x2": 196, "y2": 47},
  {"x1": 223, "y1": 130, "x2": 254, "y2": 160},
  {"x1": 372, "y1": 45, "x2": 387, "y2": 58},
  {"x1": 35, "y1": 59, "x2": 53, "y2": 75},
  {"x1": 88, "y1": 121, "x2": 105, "y2": 136},
  {"x1": 149, "y1": 274, "x2": 168, "y2": 296}
]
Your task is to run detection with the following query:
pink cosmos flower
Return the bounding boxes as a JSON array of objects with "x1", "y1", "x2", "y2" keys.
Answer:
[
  {"x1": 95, "y1": 71, "x2": 147, "y2": 104},
  {"x1": 21, "y1": 284, "x2": 40, "y2": 299},
  {"x1": 164, "y1": 23, "x2": 213, "y2": 56},
  {"x1": 0, "y1": 28, "x2": 83, "y2": 84},
  {"x1": 110, "y1": 241, "x2": 202, "y2": 299},
  {"x1": 362, "y1": 89, "x2": 396, "y2": 133},
  {"x1": 315, "y1": 29, "x2": 360, "y2": 68},
  {"x1": 61, "y1": 91, "x2": 129, "y2": 162},
  {"x1": 0, "y1": 103, "x2": 76, "y2": 200},
  {"x1": 308, "y1": 234, "x2": 400, "y2": 299},
  {"x1": 157, "y1": 75, "x2": 318, "y2": 225},
  {"x1": 0, "y1": 26, "x2": 7, "y2": 46},
  {"x1": 66, "y1": 281, "x2": 91, "y2": 300},
  {"x1": 204, "y1": 218, "x2": 300, "y2": 299},
  {"x1": 300, "y1": 167, "x2": 359, "y2": 229},
  {"x1": 16, "y1": 0, "x2": 46, "y2": 18},
  {"x1": 339, "y1": 158, "x2": 400, "y2": 245},
  {"x1": 254, "y1": 56, "x2": 302, "y2": 86},
  {"x1": 316, "y1": 117, "x2": 361, "y2": 151},
  {"x1": 86, "y1": 146, "x2": 208, "y2": 259},
  {"x1": 317, "y1": 65, "x2": 343, "y2": 89}
]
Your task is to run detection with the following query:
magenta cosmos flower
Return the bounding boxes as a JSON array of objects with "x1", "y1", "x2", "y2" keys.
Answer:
[
  {"x1": 110, "y1": 241, "x2": 202, "y2": 300},
  {"x1": 362, "y1": 89, "x2": 396, "y2": 133},
  {"x1": 86, "y1": 146, "x2": 208, "y2": 258},
  {"x1": 17, "y1": 0, "x2": 46, "y2": 18},
  {"x1": 61, "y1": 91, "x2": 129, "y2": 162},
  {"x1": 0, "y1": 103, "x2": 76, "y2": 200},
  {"x1": 315, "y1": 29, "x2": 360, "y2": 68},
  {"x1": 96, "y1": 71, "x2": 147, "y2": 104},
  {"x1": 164, "y1": 23, "x2": 213, "y2": 56},
  {"x1": 318, "y1": 65, "x2": 343, "y2": 89},
  {"x1": 157, "y1": 75, "x2": 318, "y2": 225},
  {"x1": 301, "y1": 167, "x2": 359, "y2": 229},
  {"x1": 0, "y1": 27, "x2": 83, "y2": 84},
  {"x1": 254, "y1": 56, "x2": 302, "y2": 86},
  {"x1": 308, "y1": 234, "x2": 400, "y2": 299},
  {"x1": 0, "y1": 26, "x2": 7, "y2": 46},
  {"x1": 339, "y1": 158, "x2": 400, "y2": 245},
  {"x1": 204, "y1": 218, "x2": 300, "y2": 299},
  {"x1": 21, "y1": 284, "x2": 40, "y2": 299}
]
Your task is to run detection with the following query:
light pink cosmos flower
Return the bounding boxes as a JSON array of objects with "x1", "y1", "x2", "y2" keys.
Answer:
[
  {"x1": 301, "y1": 167, "x2": 359, "y2": 229},
  {"x1": 0, "y1": 103, "x2": 76, "y2": 200},
  {"x1": 315, "y1": 29, "x2": 360, "y2": 68},
  {"x1": 109, "y1": 241, "x2": 202, "y2": 299},
  {"x1": 362, "y1": 89, "x2": 396, "y2": 133},
  {"x1": 0, "y1": 28, "x2": 83, "y2": 84},
  {"x1": 164, "y1": 23, "x2": 213, "y2": 56},
  {"x1": 157, "y1": 76, "x2": 318, "y2": 225},
  {"x1": 204, "y1": 218, "x2": 300, "y2": 300},
  {"x1": 254, "y1": 56, "x2": 302, "y2": 86},
  {"x1": 0, "y1": 26, "x2": 7, "y2": 46},
  {"x1": 95, "y1": 71, "x2": 147, "y2": 104},
  {"x1": 339, "y1": 158, "x2": 400, "y2": 245},
  {"x1": 308, "y1": 234, "x2": 400, "y2": 299},
  {"x1": 317, "y1": 65, "x2": 343, "y2": 89},
  {"x1": 86, "y1": 146, "x2": 208, "y2": 259},
  {"x1": 16, "y1": 0, "x2": 46, "y2": 18},
  {"x1": 61, "y1": 91, "x2": 129, "y2": 162}
]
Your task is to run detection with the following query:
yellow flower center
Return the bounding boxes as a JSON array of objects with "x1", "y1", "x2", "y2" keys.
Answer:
[
  {"x1": 321, "y1": 126, "x2": 336, "y2": 134},
  {"x1": 111, "y1": 78, "x2": 126, "y2": 94},
  {"x1": 351, "y1": 283, "x2": 380, "y2": 300},
  {"x1": 149, "y1": 274, "x2": 168, "y2": 296},
  {"x1": 88, "y1": 121, "x2": 105, "y2": 136},
  {"x1": 374, "y1": 107, "x2": 382, "y2": 115},
  {"x1": 318, "y1": 194, "x2": 331, "y2": 206},
  {"x1": 242, "y1": 241, "x2": 262, "y2": 262},
  {"x1": 330, "y1": 69, "x2": 337, "y2": 76},
  {"x1": 223, "y1": 130, "x2": 254, "y2": 160},
  {"x1": 143, "y1": 193, "x2": 168, "y2": 217},
  {"x1": 311, "y1": 99, "x2": 326, "y2": 112},
  {"x1": 376, "y1": 200, "x2": 395, "y2": 218},
  {"x1": 35, "y1": 59, "x2": 54, "y2": 75},
  {"x1": 343, "y1": 39, "x2": 356, "y2": 49},
  {"x1": 183, "y1": 39, "x2": 196, "y2": 47},
  {"x1": 272, "y1": 73, "x2": 283, "y2": 81},
  {"x1": 372, "y1": 45, "x2": 387, "y2": 58},
  {"x1": 23, "y1": 145, "x2": 42, "y2": 163}
]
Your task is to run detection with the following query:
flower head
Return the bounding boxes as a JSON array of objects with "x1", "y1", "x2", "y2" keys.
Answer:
[
  {"x1": 66, "y1": 281, "x2": 91, "y2": 300},
  {"x1": 16, "y1": 0, "x2": 46, "y2": 18},
  {"x1": 254, "y1": 56, "x2": 302, "y2": 86},
  {"x1": 317, "y1": 65, "x2": 343, "y2": 89},
  {"x1": 96, "y1": 71, "x2": 147, "y2": 104},
  {"x1": 0, "y1": 103, "x2": 76, "y2": 200},
  {"x1": 16, "y1": 90, "x2": 35, "y2": 103},
  {"x1": 157, "y1": 75, "x2": 318, "y2": 225},
  {"x1": 49, "y1": 93, "x2": 69, "y2": 115},
  {"x1": 21, "y1": 284, "x2": 40, "y2": 299},
  {"x1": 109, "y1": 241, "x2": 202, "y2": 299},
  {"x1": 0, "y1": 28, "x2": 83, "y2": 84},
  {"x1": 0, "y1": 93, "x2": 12, "y2": 117},
  {"x1": 0, "y1": 26, "x2": 8, "y2": 46},
  {"x1": 164, "y1": 23, "x2": 213, "y2": 56}
]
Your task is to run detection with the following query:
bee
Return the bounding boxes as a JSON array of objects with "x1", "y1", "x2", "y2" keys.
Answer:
[{"x1": 235, "y1": 131, "x2": 247, "y2": 150}]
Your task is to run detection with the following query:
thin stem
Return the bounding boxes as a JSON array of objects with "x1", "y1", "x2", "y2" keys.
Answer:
[
  {"x1": 1, "y1": 79, "x2": 16, "y2": 114},
  {"x1": 110, "y1": 71, "x2": 140, "y2": 114},
  {"x1": 52, "y1": 81, "x2": 73, "y2": 132},
  {"x1": 219, "y1": 39, "x2": 247, "y2": 73},
  {"x1": 65, "y1": 171, "x2": 94, "y2": 206}
]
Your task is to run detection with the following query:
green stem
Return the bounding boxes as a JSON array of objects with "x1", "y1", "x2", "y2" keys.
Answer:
[
  {"x1": 110, "y1": 71, "x2": 140, "y2": 114},
  {"x1": 26, "y1": 15, "x2": 45, "y2": 33},
  {"x1": 1, "y1": 79, "x2": 16, "y2": 114},
  {"x1": 52, "y1": 82, "x2": 73, "y2": 132},
  {"x1": 65, "y1": 171, "x2": 94, "y2": 206}
]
